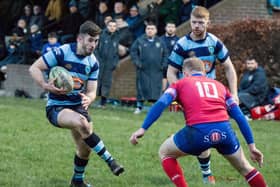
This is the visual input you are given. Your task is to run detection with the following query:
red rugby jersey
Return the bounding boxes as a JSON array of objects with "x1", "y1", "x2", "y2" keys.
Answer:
[{"x1": 167, "y1": 75, "x2": 232, "y2": 125}]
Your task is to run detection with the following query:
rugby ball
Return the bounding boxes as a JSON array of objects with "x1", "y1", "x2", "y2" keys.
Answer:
[{"x1": 49, "y1": 66, "x2": 74, "y2": 93}]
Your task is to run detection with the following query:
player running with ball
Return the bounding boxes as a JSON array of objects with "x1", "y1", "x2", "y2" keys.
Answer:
[
  {"x1": 130, "y1": 57, "x2": 267, "y2": 187},
  {"x1": 29, "y1": 21, "x2": 124, "y2": 187}
]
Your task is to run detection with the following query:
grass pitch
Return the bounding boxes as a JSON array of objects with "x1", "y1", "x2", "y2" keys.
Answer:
[{"x1": 0, "y1": 97, "x2": 279, "y2": 187}]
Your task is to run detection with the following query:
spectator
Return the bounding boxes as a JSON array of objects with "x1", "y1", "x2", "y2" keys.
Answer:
[
  {"x1": 115, "y1": 16, "x2": 134, "y2": 49},
  {"x1": 95, "y1": 19, "x2": 120, "y2": 107},
  {"x1": 76, "y1": 0, "x2": 91, "y2": 19},
  {"x1": 44, "y1": 0, "x2": 67, "y2": 25},
  {"x1": 42, "y1": 32, "x2": 61, "y2": 55},
  {"x1": 29, "y1": 5, "x2": 45, "y2": 29},
  {"x1": 178, "y1": 0, "x2": 194, "y2": 25},
  {"x1": 0, "y1": 26, "x2": 7, "y2": 61},
  {"x1": 58, "y1": 1, "x2": 85, "y2": 44},
  {"x1": 156, "y1": 0, "x2": 182, "y2": 35},
  {"x1": 112, "y1": 1, "x2": 127, "y2": 19},
  {"x1": 21, "y1": 4, "x2": 33, "y2": 26},
  {"x1": 238, "y1": 58, "x2": 270, "y2": 119},
  {"x1": 0, "y1": 18, "x2": 28, "y2": 68},
  {"x1": 27, "y1": 24, "x2": 43, "y2": 59},
  {"x1": 160, "y1": 22, "x2": 179, "y2": 91},
  {"x1": 126, "y1": 4, "x2": 145, "y2": 40},
  {"x1": 130, "y1": 21, "x2": 169, "y2": 114},
  {"x1": 91, "y1": 0, "x2": 111, "y2": 29}
]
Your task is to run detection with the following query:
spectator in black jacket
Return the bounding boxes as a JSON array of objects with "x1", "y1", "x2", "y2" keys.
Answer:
[
  {"x1": 95, "y1": 19, "x2": 121, "y2": 107},
  {"x1": 58, "y1": 1, "x2": 85, "y2": 44},
  {"x1": 238, "y1": 57, "x2": 270, "y2": 119}
]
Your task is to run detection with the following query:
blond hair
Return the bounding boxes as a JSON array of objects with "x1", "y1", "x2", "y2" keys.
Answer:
[
  {"x1": 191, "y1": 6, "x2": 210, "y2": 20},
  {"x1": 183, "y1": 57, "x2": 205, "y2": 73}
]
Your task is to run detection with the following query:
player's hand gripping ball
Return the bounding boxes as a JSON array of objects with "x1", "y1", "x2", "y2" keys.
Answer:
[{"x1": 49, "y1": 66, "x2": 74, "y2": 93}]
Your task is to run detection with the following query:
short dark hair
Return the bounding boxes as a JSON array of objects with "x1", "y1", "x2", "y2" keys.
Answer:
[
  {"x1": 48, "y1": 32, "x2": 57, "y2": 38},
  {"x1": 79, "y1": 21, "x2": 101, "y2": 37}
]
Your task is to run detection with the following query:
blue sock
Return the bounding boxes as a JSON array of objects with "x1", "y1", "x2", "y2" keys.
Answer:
[
  {"x1": 84, "y1": 133, "x2": 113, "y2": 164},
  {"x1": 197, "y1": 156, "x2": 212, "y2": 178},
  {"x1": 72, "y1": 155, "x2": 88, "y2": 183}
]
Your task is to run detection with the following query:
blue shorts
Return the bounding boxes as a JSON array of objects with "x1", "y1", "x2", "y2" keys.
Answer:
[
  {"x1": 173, "y1": 121, "x2": 240, "y2": 156},
  {"x1": 46, "y1": 105, "x2": 91, "y2": 127}
]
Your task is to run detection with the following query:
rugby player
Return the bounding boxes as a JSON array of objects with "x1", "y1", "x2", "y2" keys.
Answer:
[
  {"x1": 29, "y1": 21, "x2": 124, "y2": 187},
  {"x1": 130, "y1": 57, "x2": 267, "y2": 187},
  {"x1": 167, "y1": 6, "x2": 238, "y2": 183}
]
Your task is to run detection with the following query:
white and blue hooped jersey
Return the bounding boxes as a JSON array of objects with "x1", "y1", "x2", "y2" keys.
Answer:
[
  {"x1": 168, "y1": 32, "x2": 229, "y2": 79},
  {"x1": 42, "y1": 43, "x2": 99, "y2": 106}
]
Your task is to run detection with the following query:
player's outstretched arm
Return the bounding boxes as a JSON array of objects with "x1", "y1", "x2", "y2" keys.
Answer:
[
  {"x1": 130, "y1": 128, "x2": 145, "y2": 145},
  {"x1": 248, "y1": 143, "x2": 264, "y2": 168},
  {"x1": 129, "y1": 93, "x2": 174, "y2": 145}
]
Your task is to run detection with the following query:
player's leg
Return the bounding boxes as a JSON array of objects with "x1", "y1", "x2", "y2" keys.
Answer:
[
  {"x1": 159, "y1": 135, "x2": 188, "y2": 187},
  {"x1": 197, "y1": 149, "x2": 215, "y2": 184},
  {"x1": 223, "y1": 147, "x2": 267, "y2": 187},
  {"x1": 57, "y1": 107, "x2": 124, "y2": 176},
  {"x1": 70, "y1": 129, "x2": 92, "y2": 187}
]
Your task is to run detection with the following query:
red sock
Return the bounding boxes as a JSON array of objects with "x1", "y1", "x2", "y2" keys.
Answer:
[
  {"x1": 250, "y1": 105, "x2": 275, "y2": 119},
  {"x1": 273, "y1": 94, "x2": 280, "y2": 107},
  {"x1": 245, "y1": 169, "x2": 267, "y2": 187},
  {"x1": 262, "y1": 108, "x2": 280, "y2": 120},
  {"x1": 161, "y1": 157, "x2": 188, "y2": 187}
]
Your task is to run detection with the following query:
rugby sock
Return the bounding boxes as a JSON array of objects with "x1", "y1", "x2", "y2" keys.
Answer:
[
  {"x1": 250, "y1": 104, "x2": 275, "y2": 119},
  {"x1": 71, "y1": 155, "x2": 88, "y2": 184},
  {"x1": 161, "y1": 157, "x2": 188, "y2": 187},
  {"x1": 84, "y1": 133, "x2": 114, "y2": 164},
  {"x1": 197, "y1": 156, "x2": 212, "y2": 178},
  {"x1": 261, "y1": 108, "x2": 280, "y2": 120},
  {"x1": 245, "y1": 169, "x2": 267, "y2": 187}
]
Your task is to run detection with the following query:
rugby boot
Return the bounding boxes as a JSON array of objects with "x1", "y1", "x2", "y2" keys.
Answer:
[
  {"x1": 70, "y1": 181, "x2": 92, "y2": 187},
  {"x1": 203, "y1": 175, "x2": 216, "y2": 184},
  {"x1": 108, "y1": 160, "x2": 124, "y2": 176}
]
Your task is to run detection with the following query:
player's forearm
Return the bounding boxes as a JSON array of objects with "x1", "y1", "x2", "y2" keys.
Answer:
[
  {"x1": 228, "y1": 104, "x2": 254, "y2": 144},
  {"x1": 29, "y1": 66, "x2": 48, "y2": 89},
  {"x1": 86, "y1": 92, "x2": 96, "y2": 104},
  {"x1": 142, "y1": 93, "x2": 173, "y2": 130}
]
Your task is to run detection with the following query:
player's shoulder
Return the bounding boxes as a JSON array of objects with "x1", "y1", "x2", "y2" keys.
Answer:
[
  {"x1": 206, "y1": 32, "x2": 223, "y2": 44},
  {"x1": 177, "y1": 34, "x2": 191, "y2": 44}
]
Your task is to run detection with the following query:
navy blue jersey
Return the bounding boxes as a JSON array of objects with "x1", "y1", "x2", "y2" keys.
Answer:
[
  {"x1": 42, "y1": 43, "x2": 99, "y2": 106},
  {"x1": 168, "y1": 32, "x2": 229, "y2": 79}
]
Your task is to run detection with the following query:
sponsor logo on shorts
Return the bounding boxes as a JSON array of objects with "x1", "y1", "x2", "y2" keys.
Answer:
[{"x1": 204, "y1": 129, "x2": 227, "y2": 144}]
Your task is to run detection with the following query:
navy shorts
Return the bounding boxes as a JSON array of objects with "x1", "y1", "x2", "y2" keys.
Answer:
[
  {"x1": 46, "y1": 105, "x2": 91, "y2": 127},
  {"x1": 173, "y1": 121, "x2": 240, "y2": 156}
]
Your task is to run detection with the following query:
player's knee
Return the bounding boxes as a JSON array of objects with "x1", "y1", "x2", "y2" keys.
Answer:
[
  {"x1": 159, "y1": 142, "x2": 169, "y2": 159},
  {"x1": 77, "y1": 115, "x2": 92, "y2": 136}
]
